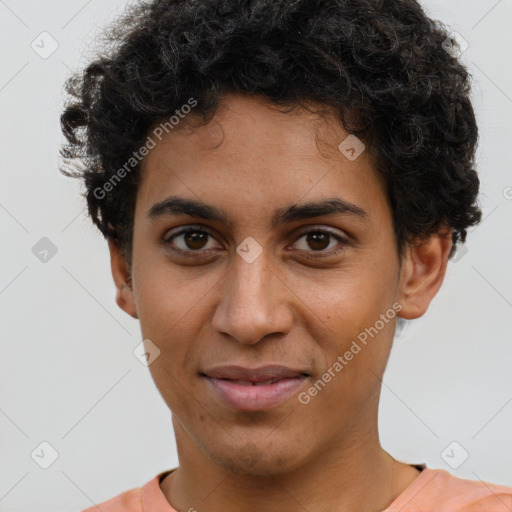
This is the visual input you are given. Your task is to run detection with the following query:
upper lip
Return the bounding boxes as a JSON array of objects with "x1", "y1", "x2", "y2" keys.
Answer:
[{"x1": 201, "y1": 365, "x2": 309, "y2": 382}]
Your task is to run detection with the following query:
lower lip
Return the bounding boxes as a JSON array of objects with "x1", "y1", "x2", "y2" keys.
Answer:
[{"x1": 203, "y1": 375, "x2": 309, "y2": 411}]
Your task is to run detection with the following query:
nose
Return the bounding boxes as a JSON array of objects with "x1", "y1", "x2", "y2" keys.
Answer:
[{"x1": 211, "y1": 249, "x2": 293, "y2": 345}]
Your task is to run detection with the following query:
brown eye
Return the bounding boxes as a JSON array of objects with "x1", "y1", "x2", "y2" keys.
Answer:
[
  {"x1": 304, "y1": 232, "x2": 330, "y2": 251},
  {"x1": 164, "y1": 227, "x2": 221, "y2": 254},
  {"x1": 293, "y1": 229, "x2": 348, "y2": 258},
  {"x1": 182, "y1": 231, "x2": 209, "y2": 250}
]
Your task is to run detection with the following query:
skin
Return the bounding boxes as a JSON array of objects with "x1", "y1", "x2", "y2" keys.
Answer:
[{"x1": 109, "y1": 92, "x2": 452, "y2": 512}]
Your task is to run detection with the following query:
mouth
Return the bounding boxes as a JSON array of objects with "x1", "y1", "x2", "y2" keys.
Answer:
[
  {"x1": 212, "y1": 377, "x2": 300, "y2": 386},
  {"x1": 200, "y1": 365, "x2": 310, "y2": 411}
]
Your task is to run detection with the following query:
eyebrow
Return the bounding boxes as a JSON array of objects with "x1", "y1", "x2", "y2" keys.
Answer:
[{"x1": 147, "y1": 195, "x2": 369, "y2": 227}]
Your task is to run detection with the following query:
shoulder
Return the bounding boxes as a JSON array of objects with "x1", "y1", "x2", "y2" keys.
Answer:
[
  {"x1": 81, "y1": 486, "x2": 143, "y2": 512},
  {"x1": 81, "y1": 470, "x2": 174, "y2": 512},
  {"x1": 398, "y1": 468, "x2": 512, "y2": 512}
]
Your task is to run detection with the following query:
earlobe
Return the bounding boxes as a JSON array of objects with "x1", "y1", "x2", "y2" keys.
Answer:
[
  {"x1": 108, "y1": 239, "x2": 139, "y2": 319},
  {"x1": 397, "y1": 230, "x2": 453, "y2": 320}
]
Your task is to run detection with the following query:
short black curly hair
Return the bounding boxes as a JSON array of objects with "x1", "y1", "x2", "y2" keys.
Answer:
[{"x1": 60, "y1": 0, "x2": 482, "y2": 266}]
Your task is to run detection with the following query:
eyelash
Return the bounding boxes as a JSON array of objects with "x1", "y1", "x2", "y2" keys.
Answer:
[{"x1": 162, "y1": 226, "x2": 349, "y2": 259}]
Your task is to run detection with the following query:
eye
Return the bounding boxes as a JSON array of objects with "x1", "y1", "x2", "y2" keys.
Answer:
[
  {"x1": 162, "y1": 226, "x2": 348, "y2": 259},
  {"x1": 292, "y1": 228, "x2": 348, "y2": 258},
  {"x1": 163, "y1": 226, "x2": 221, "y2": 255}
]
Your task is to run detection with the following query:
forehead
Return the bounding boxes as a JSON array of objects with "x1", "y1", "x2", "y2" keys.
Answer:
[
  {"x1": 136, "y1": 93, "x2": 388, "y2": 225},
  {"x1": 146, "y1": 93, "x2": 365, "y2": 162}
]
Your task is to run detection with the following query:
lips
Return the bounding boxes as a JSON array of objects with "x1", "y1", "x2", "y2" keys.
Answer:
[
  {"x1": 223, "y1": 378, "x2": 285, "y2": 386},
  {"x1": 201, "y1": 365, "x2": 310, "y2": 411},
  {"x1": 201, "y1": 364, "x2": 309, "y2": 383}
]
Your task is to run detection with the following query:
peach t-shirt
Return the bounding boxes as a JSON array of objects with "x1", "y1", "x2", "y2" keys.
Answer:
[{"x1": 82, "y1": 464, "x2": 512, "y2": 512}]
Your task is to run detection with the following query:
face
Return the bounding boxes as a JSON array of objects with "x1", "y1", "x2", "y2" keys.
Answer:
[{"x1": 110, "y1": 92, "x2": 450, "y2": 476}]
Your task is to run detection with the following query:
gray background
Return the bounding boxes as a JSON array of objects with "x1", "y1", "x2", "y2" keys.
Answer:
[{"x1": 1, "y1": 1, "x2": 511, "y2": 511}]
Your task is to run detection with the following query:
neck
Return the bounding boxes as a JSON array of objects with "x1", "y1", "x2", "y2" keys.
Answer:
[{"x1": 160, "y1": 407, "x2": 421, "y2": 512}]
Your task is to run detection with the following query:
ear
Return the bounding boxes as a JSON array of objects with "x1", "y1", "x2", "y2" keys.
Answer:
[
  {"x1": 397, "y1": 229, "x2": 453, "y2": 320},
  {"x1": 108, "y1": 239, "x2": 138, "y2": 319}
]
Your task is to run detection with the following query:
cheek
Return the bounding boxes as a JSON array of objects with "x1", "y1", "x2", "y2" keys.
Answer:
[
  {"x1": 299, "y1": 263, "x2": 398, "y2": 391},
  {"x1": 295, "y1": 262, "x2": 395, "y2": 335},
  {"x1": 145, "y1": 357, "x2": 198, "y2": 421},
  {"x1": 300, "y1": 317, "x2": 395, "y2": 424},
  {"x1": 132, "y1": 257, "x2": 214, "y2": 367},
  {"x1": 132, "y1": 254, "x2": 216, "y2": 332}
]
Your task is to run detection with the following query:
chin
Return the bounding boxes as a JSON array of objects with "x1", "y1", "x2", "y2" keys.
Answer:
[{"x1": 202, "y1": 437, "x2": 307, "y2": 476}]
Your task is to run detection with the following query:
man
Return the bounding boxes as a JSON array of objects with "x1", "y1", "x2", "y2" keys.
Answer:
[{"x1": 60, "y1": 0, "x2": 512, "y2": 510}]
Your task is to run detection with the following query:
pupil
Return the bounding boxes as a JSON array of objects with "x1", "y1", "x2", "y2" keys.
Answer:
[
  {"x1": 308, "y1": 233, "x2": 329, "y2": 251},
  {"x1": 186, "y1": 232, "x2": 207, "y2": 250}
]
